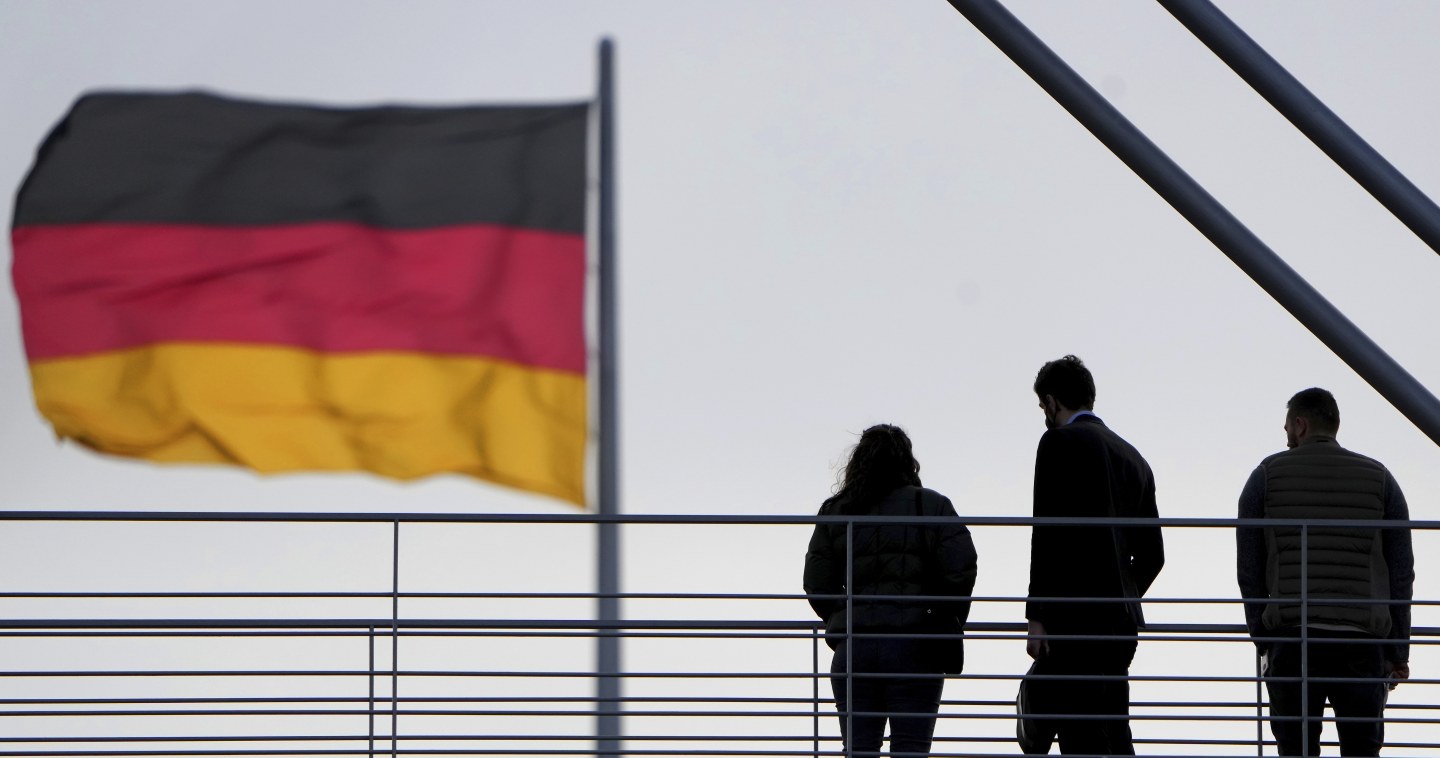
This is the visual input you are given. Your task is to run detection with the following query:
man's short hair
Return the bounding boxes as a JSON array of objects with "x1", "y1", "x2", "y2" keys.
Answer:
[
  {"x1": 1287, "y1": 387, "x2": 1340, "y2": 434},
  {"x1": 1034, "y1": 355, "x2": 1096, "y2": 411}
]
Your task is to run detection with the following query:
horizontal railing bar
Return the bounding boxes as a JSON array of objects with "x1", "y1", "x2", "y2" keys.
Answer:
[
  {"x1": 0, "y1": 736, "x2": 893, "y2": 744},
  {"x1": 0, "y1": 695, "x2": 1318, "y2": 708},
  {"x1": 0, "y1": 591, "x2": 807, "y2": 600},
  {"x1": 4, "y1": 592, "x2": 1432, "y2": 609},
  {"x1": 10, "y1": 701, "x2": 1375, "y2": 721},
  {"x1": 0, "y1": 735, "x2": 1372, "y2": 748},
  {"x1": 5, "y1": 700, "x2": 1432, "y2": 722},
  {"x1": 0, "y1": 736, "x2": 1111, "y2": 747},
  {"x1": 0, "y1": 631, "x2": 1073, "y2": 646},
  {"x1": 806, "y1": 594, "x2": 1432, "y2": 605},
  {"x1": 0, "y1": 672, "x2": 728, "y2": 680},
  {"x1": 2, "y1": 698, "x2": 1426, "y2": 712},
  {"x1": 0, "y1": 737, "x2": 1311, "y2": 748},
  {"x1": 5, "y1": 708, "x2": 1423, "y2": 723},
  {"x1": 9, "y1": 669, "x2": 1430, "y2": 685},
  {"x1": 0, "y1": 630, "x2": 832, "y2": 640},
  {"x1": 1, "y1": 630, "x2": 878, "y2": 641},
  {"x1": 0, "y1": 729, "x2": 1426, "y2": 749},
  {"x1": 3, "y1": 510, "x2": 1437, "y2": 529},
  {"x1": 0, "y1": 617, "x2": 1433, "y2": 636},
  {"x1": 0, "y1": 623, "x2": 867, "y2": 635},
  {"x1": 0, "y1": 623, "x2": 1207, "y2": 634},
  {"x1": 2, "y1": 741, "x2": 1432, "y2": 757},
  {"x1": 1, "y1": 631, "x2": 1433, "y2": 651},
  {"x1": 0, "y1": 754, "x2": 1329, "y2": 758},
  {"x1": 0, "y1": 631, "x2": 1268, "y2": 644},
  {"x1": 0, "y1": 752, "x2": 627, "y2": 758},
  {"x1": 4, "y1": 629, "x2": 1436, "y2": 651},
  {"x1": 0, "y1": 696, "x2": 819, "y2": 706},
  {"x1": 0, "y1": 750, "x2": 1384, "y2": 758},
  {"x1": 0, "y1": 751, "x2": 858, "y2": 757}
]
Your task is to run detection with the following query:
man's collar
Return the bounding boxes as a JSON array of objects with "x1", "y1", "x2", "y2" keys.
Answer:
[{"x1": 1065, "y1": 410, "x2": 1098, "y2": 426}]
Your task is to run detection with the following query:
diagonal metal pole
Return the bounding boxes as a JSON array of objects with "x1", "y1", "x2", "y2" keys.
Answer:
[
  {"x1": 595, "y1": 36, "x2": 623, "y2": 758},
  {"x1": 943, "y1": 0, "x2": 1440, "y2": 447},
  {"x1": 1159, "y1": 0, "x2": 1440, "y2": 259}
]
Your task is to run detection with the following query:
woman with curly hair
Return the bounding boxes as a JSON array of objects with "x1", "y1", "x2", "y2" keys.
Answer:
[{"x1": 804, "y1": 424, "x2": 978, "y2": 756}]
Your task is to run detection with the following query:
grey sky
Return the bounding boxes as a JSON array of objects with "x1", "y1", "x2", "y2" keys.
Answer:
[
  {"x1": 3, "y1": 1, "x2": 1437, "y2": 519},
  {"x1": 2, "y1": 1, "x2": 1438, "y2": 750}
]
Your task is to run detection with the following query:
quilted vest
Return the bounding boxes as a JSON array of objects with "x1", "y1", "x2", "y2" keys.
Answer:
[{"x1": 1260, "y1": 437, "x2": 1391, "y2": 637}]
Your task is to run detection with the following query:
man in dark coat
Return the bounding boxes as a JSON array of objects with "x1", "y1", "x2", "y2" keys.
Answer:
[
  {"x1": 1236, "y1": 387, "x2": 1413, "y2": 757},
  {"x1": 1026, "y1": 355, "x2": 1165, "y2": 755}
]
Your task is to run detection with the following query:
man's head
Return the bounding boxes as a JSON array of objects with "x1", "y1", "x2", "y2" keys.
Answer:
[
  {"x1": 1034, "y1": 355, "x2": 1095, "y2": 430},
  {"x1": 1285, "y1": 387, "x2": 1340, "y2": 448}
]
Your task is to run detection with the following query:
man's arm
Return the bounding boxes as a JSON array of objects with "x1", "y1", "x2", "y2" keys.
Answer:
[
  {"x1": 1382, "y1": 469, "x2": 1415, "y2": 666},
  {"x1": 1235, "y1": 466, "x2": 1268, "y2": 651},
  {"x1": 1026, "y1": 431, "x2": 1068, "y2": 626},
  {"x1": 1128, "y1": 469, "x2": 1164, "y2": 597}
]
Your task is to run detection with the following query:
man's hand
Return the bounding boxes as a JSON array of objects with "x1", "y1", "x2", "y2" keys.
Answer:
[
  {"x1": 1026, "y1": 620, "x2": 1049, "y2": 660},
  {"x1": 1387, "y1": 661, "x2": 1410, "y2": 691}
]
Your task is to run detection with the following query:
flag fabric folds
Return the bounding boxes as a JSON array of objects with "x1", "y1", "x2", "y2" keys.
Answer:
[{"x1": 11, "y1": 91, "x2": 590, "y2": 505}]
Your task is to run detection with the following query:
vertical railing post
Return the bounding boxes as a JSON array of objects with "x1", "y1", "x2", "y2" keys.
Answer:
[
  {"x1": 844, "y1": 520, "x2": 853, "y2": 758},
  {"x1": 1256, "y1": 645, "x2": 1265, "y2": 758},
  {"x1": 369, "y1": 624, "x2": 376, "y2": 758},
  {"x1": 1300, "y1": 523, "x2": 1310, "y2": 758},
  {"x1": 813, "y1": 631, "x2": 821, "y2": 758},
  {"x1": 391, "y1": 519, "x2": 400, "y2": 758}
]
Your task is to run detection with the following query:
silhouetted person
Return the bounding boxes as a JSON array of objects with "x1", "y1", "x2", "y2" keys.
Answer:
[
  {"x1": 1026, "y1": 355, "x2": 1164, "y2": 755},
  {"x1": 1237, "y1": 388, "x2": 1414, "y2": 756},
  {"x1": 804, "y1": 424, "x2": 978, "y2": 757}
]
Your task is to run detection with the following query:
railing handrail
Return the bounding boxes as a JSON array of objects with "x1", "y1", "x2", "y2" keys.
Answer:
[{"x1": 1, "y1": 510, "x2": 1435, "y2": 529}]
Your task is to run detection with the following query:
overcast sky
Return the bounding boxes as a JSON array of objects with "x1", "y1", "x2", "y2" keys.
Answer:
[
  {"x1": 4, "y1": 1, "x2": 1439, "y2": 518},
  {"x1": 2, "y1": 1, "x2": 1438, "y2": 751}
]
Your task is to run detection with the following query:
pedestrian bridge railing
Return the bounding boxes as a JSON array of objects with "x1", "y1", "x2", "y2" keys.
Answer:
[{"x1": 0, "y1": 511, "x2": 1434, "y2": 757}]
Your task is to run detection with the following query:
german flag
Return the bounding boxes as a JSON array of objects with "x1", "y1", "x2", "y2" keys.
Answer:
[{"x1": 11, "y1": 92, "x2": 590, "y2": 505}]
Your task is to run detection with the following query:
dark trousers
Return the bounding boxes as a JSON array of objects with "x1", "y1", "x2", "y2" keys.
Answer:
[
  {"x1": 830, "y1": 636, "x2": 944, "y2": 757},
  {"x1": 1265, "y1": 630, "x2": 1388, "y2": 757},
  {"x1": 1035, "y1": 634, "x2": 1138, "y2": 756}
]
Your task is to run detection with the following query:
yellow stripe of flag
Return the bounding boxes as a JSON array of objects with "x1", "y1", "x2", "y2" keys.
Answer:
[{"x1": 31, "y1": 344, "x2": 587, "y2": 504}]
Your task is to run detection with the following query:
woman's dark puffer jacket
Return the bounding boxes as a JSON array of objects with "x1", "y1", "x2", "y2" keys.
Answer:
[{"x1": 803, "y1": 485, "x2": 978, "y2": 646}]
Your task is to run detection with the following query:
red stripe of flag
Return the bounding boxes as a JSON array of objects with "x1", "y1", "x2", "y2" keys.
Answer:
[{"x1": 13, "y1": 222, "x2": 586, "y2": 373}]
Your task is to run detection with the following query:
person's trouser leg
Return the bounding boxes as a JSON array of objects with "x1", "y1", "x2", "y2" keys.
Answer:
[
  {"x1": 876, "y1": 635, "x2": 944, "y2": 758},
  {"x1": 1051, "y1": 665, "x2": 1134, "y2": 755},
  {"x1": 1316, "y1": 635, "x2": 1387, "y2": 757},
  {"x1": 1095, "y1": 666, "x2": 1135, "y2": 756},
  {"x1": 1047, "y1": 634, "x2": 1137, "y2": 756},
  {"x1": 1266, "y1": 638, "x2": 1325, "y2": 757},
  {"x1": 832, "y1": 640, "x2": 885, "y2": 757},
  {"x1": 833, "y1": 635, "x2": 944, "y2": 758},
  {"x1": 882, "y1": 671, "x2": 944, "y2": 757}
]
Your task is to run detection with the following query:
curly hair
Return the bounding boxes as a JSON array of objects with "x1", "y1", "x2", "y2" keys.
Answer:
[{"x1": 823, "y1": 424, "x2": 922, "y2": 515}]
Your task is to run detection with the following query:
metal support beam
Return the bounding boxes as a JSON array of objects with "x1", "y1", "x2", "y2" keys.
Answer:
[
  {"x1": 944, "y1": 0, "x2": 1440, "y2": 447},
  {"x1": 1159, "y1": 0, "x2": 1440, "y2": 259}
]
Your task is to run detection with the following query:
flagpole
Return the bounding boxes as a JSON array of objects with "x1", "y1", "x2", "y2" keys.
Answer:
[{"x1": 595, "y1": 36, "x2": 623, "y2": 758}]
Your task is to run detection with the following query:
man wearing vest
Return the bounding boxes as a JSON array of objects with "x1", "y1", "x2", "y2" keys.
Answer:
[{"x1": 1237, "y1": 388, "x2": 1414, "y2": 757}]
